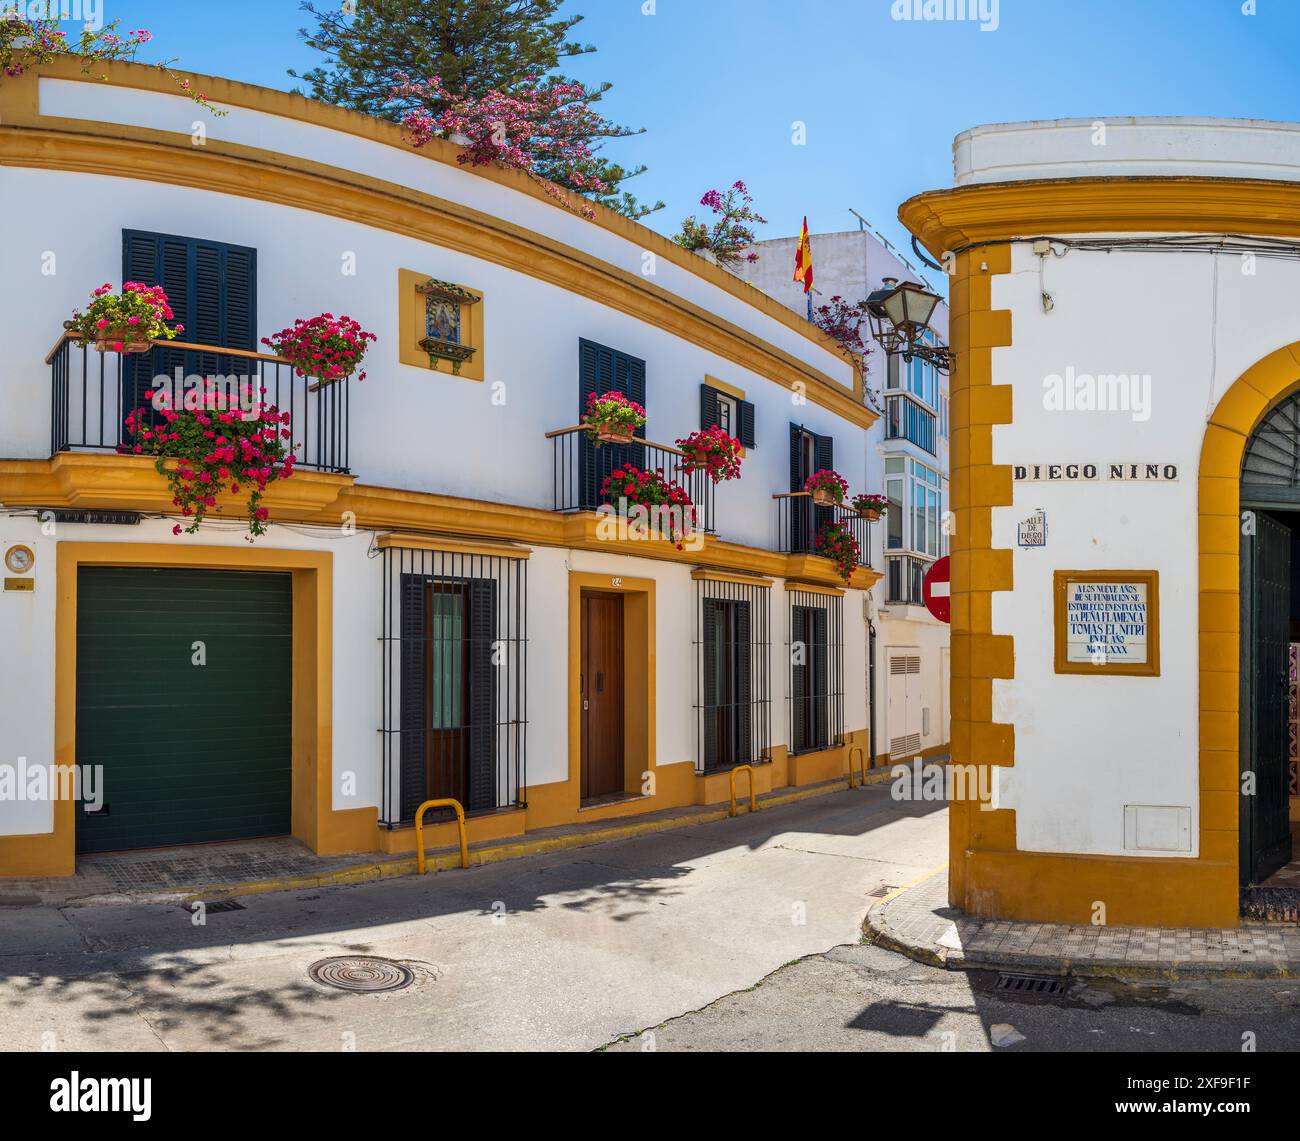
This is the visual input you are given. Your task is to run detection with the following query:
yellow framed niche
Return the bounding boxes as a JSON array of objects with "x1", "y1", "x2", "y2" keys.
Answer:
[{"x1": 398, "y1": 268, "x2": 485, "y2": 381}]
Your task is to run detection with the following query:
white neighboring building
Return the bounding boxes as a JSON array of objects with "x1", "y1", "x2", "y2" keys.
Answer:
[{"x1": 736, "y1": 227, "x2": 951, "y2": 766}]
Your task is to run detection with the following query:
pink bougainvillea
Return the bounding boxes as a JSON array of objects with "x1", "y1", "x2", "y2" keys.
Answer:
[
  {"x1": 392, "y1": 75, "x2": 623, "y2": 220},
  {"x1": 671, "y1": 181, "x2": 768, "y2": 269},
  {"x1": 0, "y1": 16, "x2": 219, "y2": 109},
  {"x1": 812, "y1": 295, "x2": 874, "y2": 361}
]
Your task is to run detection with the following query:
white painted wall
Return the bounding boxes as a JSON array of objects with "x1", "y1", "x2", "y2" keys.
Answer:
[{"x1": 988, "y1": 234, "x2": 1300, "y2": 856}]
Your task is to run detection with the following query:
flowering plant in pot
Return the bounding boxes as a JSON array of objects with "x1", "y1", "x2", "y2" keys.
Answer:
[
  {"x1": 583, "y1": 390, "x2": 646, "y2": 445},
  {"x1": 803, "y1": 468, "x2": 848, "y2": 507},
  {"x1": 262, "y1": 314, "x2": 377, "y2": 384},
  {"x1": 671, "y1": 181, "x2": 767, "y2": 269},
  {"x1": 815, "y1": 521, "x2": 861, "y2": 583},
  {"x1": 851, "y1": 493, "x2": 890, "y2": 522},
  {"x1": 121, "y1": 389, "x2": 295, "y2": 539},
  {"x1": 600, "y1": 464, "x2": 695, "y2": 550},
  {"x1": 66, "y1": 282, "x2": 184, "y2": 354},
  {"x1": 675, "y1": 426, "x2": 742, "y2": 484}
]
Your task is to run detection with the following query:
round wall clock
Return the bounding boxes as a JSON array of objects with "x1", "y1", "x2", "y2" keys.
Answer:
[{"x1": 4, "y1": 545, "x2": 34, "y2": 575}]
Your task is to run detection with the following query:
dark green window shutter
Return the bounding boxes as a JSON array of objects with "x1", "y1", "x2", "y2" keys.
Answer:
[
  {"x1": 809, "y1": 607, "x2": 828, "y2": 748},
  {"x1": 735, "y1": 601, "x2": 752, "y2": 762},
  {"x1": 791, "y1": 606, "x2": 809, "y2": 752},
  {"x1": 701, "y1": 598, "x2": 719, "y2": 768},
  {"x1": 737, "y1": 399, "x2": 756, "y2": 449},
  {"x1": 399, "y1": 575, "x2": 429, "y2": 822},
  {"x1": 121, "y1": 230, "x2": 257, "y2": 422},
  {"x1": 813, "y1": 432, "x2": 835, "y2": 532},
  {"x1": 467, "y1": 578, "x2": 498, "y2": 813},
  {"x1": 790, "y1": 423, "x2": 812, "y2": 552},
  {"x1": 578, "y1": 338, "x2": 648, "y2": 510},
  {"x1": 700, "y1": 384, "x2": 720, "y2": 430}
]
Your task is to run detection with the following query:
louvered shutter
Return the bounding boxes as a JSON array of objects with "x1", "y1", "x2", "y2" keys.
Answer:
[
  {"x1": 700, "y1": 384, "x2": 720, "y2": 431},
  {"x1": 789, "y1": 423, "x2": 810, "y2": 552},
  {"x1": 399, "y1": 575, "x2": 429, "y2": 822},
  {"x1": 578, "y1": 339, "x2": 647, "y2": 510},
  {"x1": 813, "y1": 433, "x2": 835, "y2": 534},
  {"x1": 791, "y1": 605, "x2": 808, "y2": 752},
  {"x1": 737, "y1": 400, "x2": 756, "y2": 449},
  {"x1": 121, "y1": 231, "x2": 257, "y2": 427},
  {"x1": 467, "y1": 578, "x2": 498, "y2": 812},
  {"x1": 810, "y1": 607, "x2": 829, "y2": 749},
  {"x1": 735, "y1": 601, "x2": 752, "y2": 763},
  {"x1": 701, "y1": 597, "x2": 719, "y2": 768}
]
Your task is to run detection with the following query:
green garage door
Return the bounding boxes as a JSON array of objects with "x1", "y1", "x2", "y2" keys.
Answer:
[{"x1": 76, "y1": 567, "x2": 293, "y2": 853}]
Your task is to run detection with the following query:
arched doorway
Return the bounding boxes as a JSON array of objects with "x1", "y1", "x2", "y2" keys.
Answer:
[{"x1": 1241, "y1": 394, "x2": 1300, "y2": 888}]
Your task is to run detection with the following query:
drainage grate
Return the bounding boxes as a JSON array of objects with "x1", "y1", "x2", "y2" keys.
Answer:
[
  {"x1": 995, "y1": 971, "x2": 1067, "y2": 997},
  {"x1": 867, "y1": 886, "x2": 897, "y2": 899},
  {"x1": 308, "y1": 956, "x2": 415, "y2": 994},
  {"x1": 191, "y1": 899, "x2": 246, "y2": 914}
]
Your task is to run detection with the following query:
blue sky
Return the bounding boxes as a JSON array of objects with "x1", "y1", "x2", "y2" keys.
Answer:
[{"x1": 97, "y1": 0, "x2": 1300, "y2": 259}]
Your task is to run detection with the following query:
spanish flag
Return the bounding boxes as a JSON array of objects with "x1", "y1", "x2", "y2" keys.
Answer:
[{"x1": 793, "y1": 217, "x2": 813, "y2": 293}]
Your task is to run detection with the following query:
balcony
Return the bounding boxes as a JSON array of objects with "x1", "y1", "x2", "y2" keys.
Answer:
[
  {"x1": 770, "y1": 492, "x2": 873, "y2": 568},
  {"x1": 47, "y1": 333, "x2": 351, "y2": 473},
  {"x1": 885, "y1": 553, "x2": 930, "y2": 606},
  {"x1": 545, "y1": 425, "x2": 716, "y2": 535},
  {"x1": 883, "y1": 392, "x2": 936, "y2": 455}
]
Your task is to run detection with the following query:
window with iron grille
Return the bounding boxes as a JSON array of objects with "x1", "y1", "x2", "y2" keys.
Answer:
[
  {"x1": 379, "y1": 545, "x2": 527, "y2": 826},
  {"x1": 787, "y1": 589, "x2": 844, "y2": 754},
  {"x1": 694, "y1": 577, "x2": 771, "y2": 772}
]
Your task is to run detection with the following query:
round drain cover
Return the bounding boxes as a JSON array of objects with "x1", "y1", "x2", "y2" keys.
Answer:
[{"x1": 308, "y1": 956, "x2": 415, "y2": 993}]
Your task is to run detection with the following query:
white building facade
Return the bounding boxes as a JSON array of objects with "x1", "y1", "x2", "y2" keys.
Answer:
[
  {"x1": 737, "y1": 229, "x2": 951, "y2": 768},
  {"x1": 0, "y1": 60, "x2": 880, "y2": 875},
  {"x1": 904, "y1": 116, "x2": 1300, "y2": 928}
]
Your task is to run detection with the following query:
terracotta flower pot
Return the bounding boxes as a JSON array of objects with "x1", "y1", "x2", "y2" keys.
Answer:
[
  {"x1": 93, "y1": 328, "x2": 152, "y2": 354},
  {"x1": 857, "y1": 508, "x2": 882, "y2": 522},
  {"x1": 810, "y1": 488, "x2": 839, "y2": 508},
  {"x1": 596, "y1": 426, "x2": 635, "y2": 445}
]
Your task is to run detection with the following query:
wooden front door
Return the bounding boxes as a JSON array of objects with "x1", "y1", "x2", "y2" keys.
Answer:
[{"x1": 581, "y1": 592, "x2": 625, "y2": 799}]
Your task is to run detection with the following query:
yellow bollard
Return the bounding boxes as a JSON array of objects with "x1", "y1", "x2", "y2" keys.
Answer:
[
  {"x1": 848, "y1": 745, "x2": 866, "y2": 789},
  {"x1": 414, "y1": 798, "x2": 469, "y2": 874},
  {"x1": 728, "y1": 765, "x2": 757, "y2": 817}
]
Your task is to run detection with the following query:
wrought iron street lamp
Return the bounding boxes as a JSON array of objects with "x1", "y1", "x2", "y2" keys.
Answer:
[{"x1": 865, "y1": 277, "x2": 951, "y2": 373}]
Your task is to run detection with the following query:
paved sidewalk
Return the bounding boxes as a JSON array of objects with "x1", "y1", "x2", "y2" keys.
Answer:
[
  {"x1": 0, "y1": 776, "x2": 876, "y2": 907},
  {"x1": 866, "y1": 869, "x2": 1300, "y2": 978}
]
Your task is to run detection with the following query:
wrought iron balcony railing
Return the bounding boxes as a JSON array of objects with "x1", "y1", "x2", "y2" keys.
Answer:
[
  {"x1": 883, "y1": 392, "x2": 937, "y2": 455},
  {"x1": 885, "y1": 553, "x2": 930, "y2": 605},
  {"x1": 771, "y1": 492, "x2": 873, "y2": 569},
  {"x1": 545, "y1": 425, "x2": 716, "y2": 535},
  {"x1": 47, "y1": 333, "x2": 351, "y2": 473}
]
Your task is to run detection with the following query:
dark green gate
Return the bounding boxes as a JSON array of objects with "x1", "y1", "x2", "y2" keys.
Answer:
[
  {"x1": 75, "y1": 567, "x2": 293, "y2": 854},
  {"x1": 1240, "y1": 511, "x2": 1294, "y2": 885}
]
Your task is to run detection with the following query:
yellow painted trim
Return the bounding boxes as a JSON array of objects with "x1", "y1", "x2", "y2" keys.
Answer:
[
  {"x1": 704, "y1": 375, "x2": 747, "y2": 400},
  {"x1": 901, "y1": 175, "x2": 1300, "y2": 258},
  {"x1": 691, "y1": 568, "x2": 772, "y2": 587},
  {"x1": 376, "y1": 533, "x2": 531, "y2": 559},
  {"x1": 0, "y1": 542, "x2": 378, "y2": 877},
  {"x1": 4, "y1": 62, "x2": 872, "y2": 428},
  {"x1": 0, "y1": 457, "x2": 881, "y2": 592},
  {"x1": 1052, "y1": 569, "x2": 1161, "y2": 677},
  {"x1": 784, "y1": 582, "x2": 845, "y2": 597},
  {"x1": 397, "y1": 268, "x2": 485, "y2": 382}
]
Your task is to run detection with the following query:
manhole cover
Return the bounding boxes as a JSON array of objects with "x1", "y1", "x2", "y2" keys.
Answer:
[{"x1": 308, "y1": 956, "x2": 415, "y2": 993}]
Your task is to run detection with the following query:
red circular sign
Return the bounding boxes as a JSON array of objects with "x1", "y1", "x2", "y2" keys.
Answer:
[{"x1": 922, "y1": 555, "x2": 951, "y2": 624}]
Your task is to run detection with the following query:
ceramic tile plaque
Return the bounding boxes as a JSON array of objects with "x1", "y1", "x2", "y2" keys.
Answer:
[{"x1": 1053, "y1": 570, "x2": 1160, "y2": 676}]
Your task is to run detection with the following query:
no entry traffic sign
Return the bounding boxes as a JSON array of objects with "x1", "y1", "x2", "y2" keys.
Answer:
[{"x1": 922, "y1": 555, "x2": 950, "y2": 624}]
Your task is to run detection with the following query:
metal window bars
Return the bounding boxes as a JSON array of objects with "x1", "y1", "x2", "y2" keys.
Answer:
[
  {"x1": 692, "y1": 576, "x2": 772, "y2": 774},
  {"x1": 786, "y1": 588, "x2": 845, "y2": 755},
  {"x1": 378, "y1": 543, "x2": 527, "y2": 827}
]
